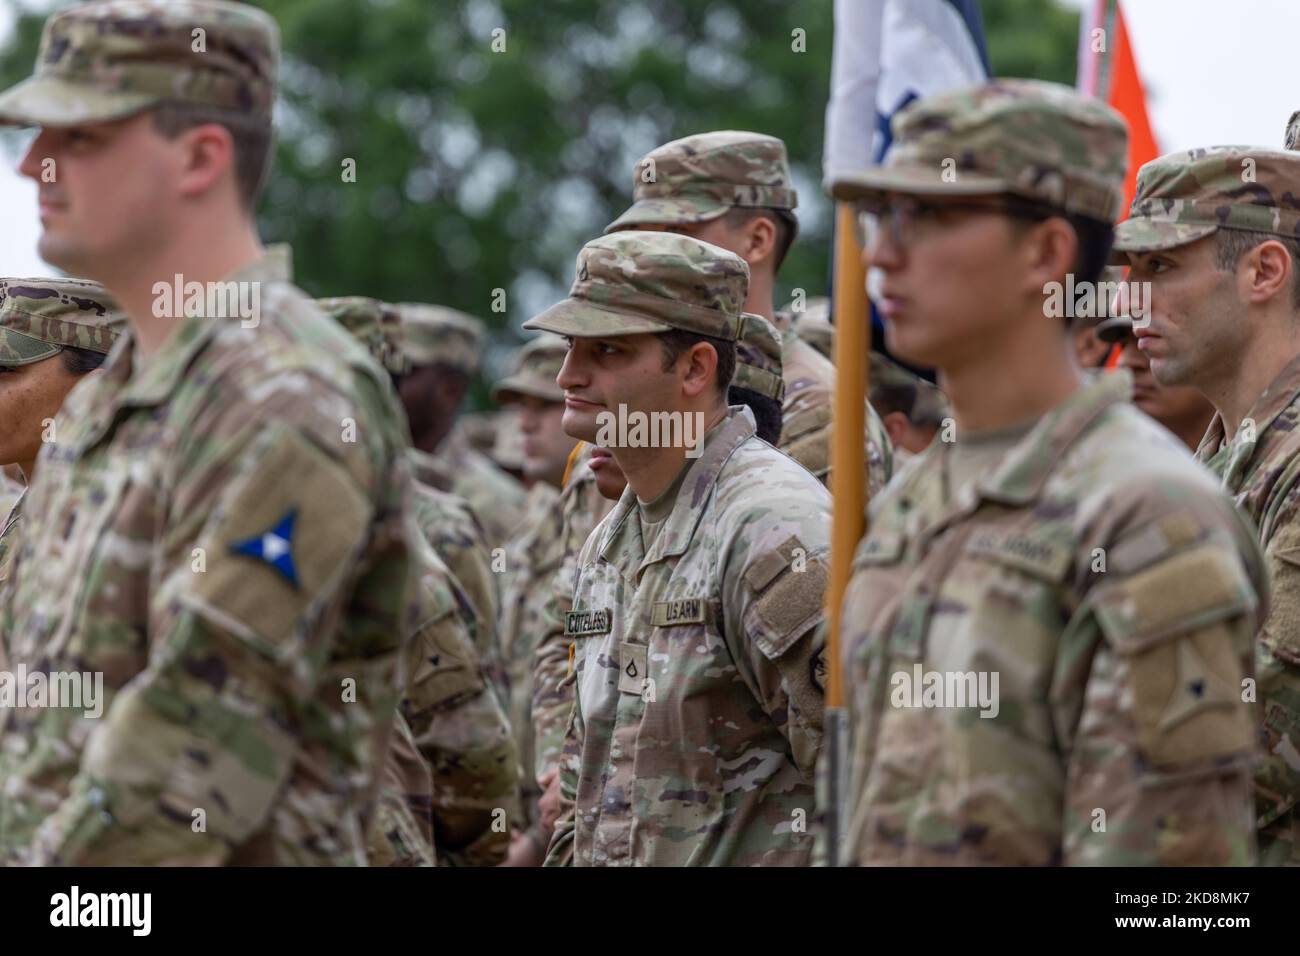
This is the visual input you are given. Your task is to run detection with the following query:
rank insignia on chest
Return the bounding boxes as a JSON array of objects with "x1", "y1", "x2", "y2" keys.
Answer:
[
  {"x1": 229, "y1": 507, "x2": 300, "y2": 589},
  {"x1": 651, "y1": 596, "x2": 706, "y2": 627},
  {"x1": 564, "y1": 607, "x2": 612, "y2": 637}
]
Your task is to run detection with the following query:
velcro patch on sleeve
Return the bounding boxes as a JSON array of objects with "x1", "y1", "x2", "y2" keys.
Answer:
[
  {"x1": 1104, "y1": 510, "x2": 1204, "y2": 576},
  {"x1": 188, "y1": 424, "x2": 373, "y2": 656},
  {"x1": 1093, "y1": 543, "x2": 1253, "y2": 652},
  {"x1": 744, "y1": 535, "x2": 806, "y2": 592},
  {"x1": 1092, "y1": 542, "x2": 1256, "y2": 771},
  {"x1": 854, "y1": 530, "x2": 905, "y2": 567},
  {"x1": 748, "y1": 548, "x2": 828, "y2": 660},
  {"x1": 1122, "y1": 622, "x2": 1255, "y2": 769}
]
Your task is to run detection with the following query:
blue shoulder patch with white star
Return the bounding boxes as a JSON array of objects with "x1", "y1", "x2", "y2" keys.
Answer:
[{"x1": 230, "y1": 508, "x2": 300, "y2": 589}]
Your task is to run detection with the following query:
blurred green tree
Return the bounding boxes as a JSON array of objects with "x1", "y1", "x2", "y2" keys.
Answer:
[{"x1": 0, "y1": 0, "x2": 1080, "y2": 393}]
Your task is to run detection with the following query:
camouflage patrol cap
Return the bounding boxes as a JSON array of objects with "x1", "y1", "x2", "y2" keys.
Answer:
[
  {"x1": 829, "y1": 79, "x2": 1128, "y2": 224},
  {"x1": 605, "y1": 130, "x2": 799, "y2": 235},
  {"x1": 0, "y1": 0, "x2": 279, "y2": 128},
  {"x1": 0, "y1": 277, "x2": 122, "y2": 366},
  {"x1": 523, "y1": 231, "x2": 749, "y2": 341},
  {"x1": 1112, "y1": 147, "x2": 1300, "y2": 257},
  {"x1": 316, "y1": 296, "x2": 409, "y2": 376},
  {"x1": 396, "y1": 304, "x2": 484, "y2": 376},
  {"x1": 492, "y1": 333, "x2": 566, "y2": 404},
  {"x1": 732, "y1": 313, "x2": 785, "y2": 401}
]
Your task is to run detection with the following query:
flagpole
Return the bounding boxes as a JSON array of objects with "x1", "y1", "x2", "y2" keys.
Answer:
[{"x1": 824, "y1": 200, "x2": 868, "y2": 864}]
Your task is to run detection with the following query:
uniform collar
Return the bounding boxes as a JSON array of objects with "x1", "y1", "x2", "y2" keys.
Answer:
[
  {"x1": 1195, "y1": 352, "x2": 1300, "y2": 487},
  {"x1": 893, "y1": 372, "x2": 1129, "y2": 543},
  {"x1": 963, "y1": 370, "x2": 1129, "y2": 505},
  {"x1": 69, "y1": 250, "x2": 292, "y2": 451},
  {"x1": 597, "y1": 405, "x2": 757, "y2": 576},
  {"x1": 407, "y1": 446, "x2": 454, "y2": 492}
]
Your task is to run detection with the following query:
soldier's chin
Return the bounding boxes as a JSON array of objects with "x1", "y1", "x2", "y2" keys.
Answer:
[
  {"x1": 561, "y1": 407, "x2": 599, "y2": 444},
  {"x1": 36, "y1": 233, "x2": 82, "y2": 275}
]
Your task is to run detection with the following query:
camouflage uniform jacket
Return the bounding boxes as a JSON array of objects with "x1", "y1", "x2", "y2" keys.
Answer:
[
  {"x1": 1197, "y1": 353, "x2": 1300, "y2": 864},
  {"x1": 531, "y1": 449, "x2": 615, "y2": 781},
  {"x1": 0, "y1": 253, "x2": 414, "y2": 866},
  {"x1": 547, "y1": 407, "x2": 831, "y2": 866},
  {"x1": 406, "y1": 451, "x2": 500, "y2": 666},
  {"x1": 386, "y1": 527, "x2": 517, "y2": 867},
  {"x1": 430, "y1": 425, "x2": 528, "y2": 551},
  {"x1": 0, "y1": 489, "x2": 21, "y2": 673},
  {"x1": 778, "y1": 329, "x2": 893, "y2": 496},
  {"x1": 840, "y1": 373, "x2": 1266, "y2": 865},
  {"x1": 497, "y1": 481, "x2": 562, "y2": 834}
]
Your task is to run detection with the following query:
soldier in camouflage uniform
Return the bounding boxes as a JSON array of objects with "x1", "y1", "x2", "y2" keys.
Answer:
[
  {"x1": 606, "y1": 130, "x2": 893, "y2": 493},
  {"x1": 783, "y1": 295, "x2": 833, "y2": 361},
  {"x1": 530, "y1": 441, "x2": 617, "y2": 836},
  {"x1": 396, "y1": 301, "x2": 527, "y2": 551},
  {"x1": 731, "y1": 312, "x2": 786, "y2": 443},
  {"x1": 490, "y1": 333, "x2": 576, "y2": 864},
  {"x1": 0, "y1": 278, "x2": 123, "y2": 619},
  {"x1": 830, "y1": 79, "x2": 1266, "y2": 866},
  {"x1": 1093, "y1": 313, "x2": 1214, "y2": 452},
  {"x1": 0, "y1": 0, "x2": 417, "y2": 865},
  {"x1": 1113, "y1": 146, "x2": 1300, "y2": 864},
  {"x1": 868, "y1": 351, "x2": 948, "y2": 467},
  {"x1": 527, "y1": 309, "x2": 791, "y2": 852},
  {"x1": 527, "y1": 231, "x2": 830, "y2": 866},
  {"x1": 318, "y1": 297, "x2": 500, "y2": 661},
  {"x1": 320, "y1": 295, "x2": 518, "y2": 866}
]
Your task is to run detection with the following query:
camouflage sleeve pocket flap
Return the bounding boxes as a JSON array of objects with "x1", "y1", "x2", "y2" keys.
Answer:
[
  {"x1": 852, "y1": 531, "x2": 904, "y2": 568},
  {"x1": 748, "y1": 546, "x2": 828, "y2": 660},
  {"x1": 1092, "y1": 543, "x2": 1254, "y2": 653}
]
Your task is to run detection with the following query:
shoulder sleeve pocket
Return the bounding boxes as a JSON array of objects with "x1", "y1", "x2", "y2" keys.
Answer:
[
  {"x1": 187, "y1": 424, "x2": 374, "y2": 659},
  {"x1": 745, "y1": 537, "x2": 828, "y2": 660},
  {"x1": 1092, "y1": 543, "x2": 1258, "y2": 770}
]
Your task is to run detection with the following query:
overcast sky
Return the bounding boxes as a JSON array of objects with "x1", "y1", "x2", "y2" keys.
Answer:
[{"x1": 0, "y1": 0, "x2": 1294, "y2": 276}]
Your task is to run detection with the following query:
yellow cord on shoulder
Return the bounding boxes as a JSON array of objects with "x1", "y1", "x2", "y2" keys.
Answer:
[{"x1": 561, "y1": 440, "x2": 586, "y2": 488}]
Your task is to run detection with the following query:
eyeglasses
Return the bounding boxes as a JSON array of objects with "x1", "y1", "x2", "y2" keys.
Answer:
[{"x1": 854, "y1": 195, "x2": 1050, "y2": 252}]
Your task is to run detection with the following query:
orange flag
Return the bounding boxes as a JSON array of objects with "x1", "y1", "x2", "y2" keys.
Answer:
[{"x1": 1079, "y1": 0, "x2": 1159, "y2": 217}]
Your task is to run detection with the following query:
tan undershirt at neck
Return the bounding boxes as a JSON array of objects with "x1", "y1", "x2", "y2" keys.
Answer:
[{"x1": 944, "y1": 416, "x2": 1040, "y2": 498}]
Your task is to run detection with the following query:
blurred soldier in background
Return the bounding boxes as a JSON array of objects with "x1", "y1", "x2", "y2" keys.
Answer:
[
  {"x1": 0, "y1": 279, "x2": 122, "y2": 622},
  {"x1": 323, "y1": 296, "x2": 517, "y2": 867},
  {"x1": 319, "y1": 297, "x2": 500, "y2": 665},
  {"x1": 1094, "y1": 314, "x2": 1214, "y2": 451},
  {"x1": 605, "y1": 130, "x2": 893, "y2": 492},
  {"x1": 397, "y1": 302, "x2": 527, "y2": 550},
  {"x1": 491, "y1": 333, "x2": 574, "y2": 864},
  {"x1": 867, "y1": 352, "x2": 948, "y2": 466},
  {"x1": 782, "y1": 295, "x2": 834, "y2": 361}
]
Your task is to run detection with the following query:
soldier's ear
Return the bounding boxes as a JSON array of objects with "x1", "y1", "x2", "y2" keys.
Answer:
[
  {"x1": 1017, "y1": 216, "x2": 1077, "y2": 300},
  {"x1": 1242, "y1": 238, "x2": 1294, "y2": 307},
  {"x1": 174, "y1": 122, "x2": 237, "y2": 203},
  {"x1": 679, "y1": 341, "x2": 718, "y2": 400},
  {"x1": 742, "y1": 215, "x2": 779, "y2": 269}
]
